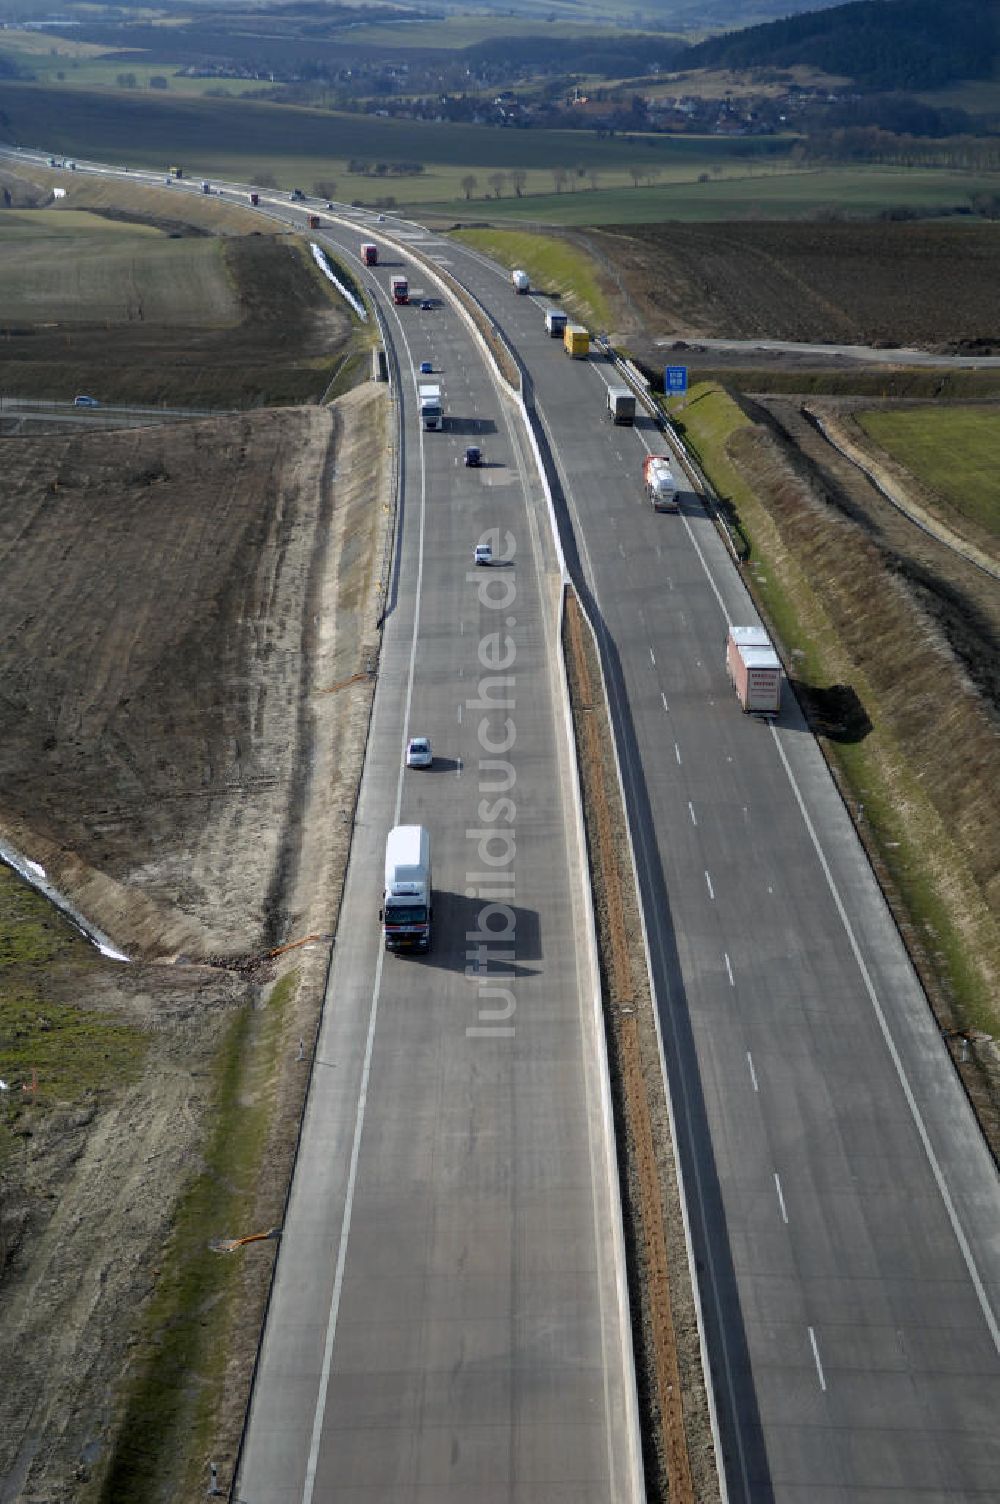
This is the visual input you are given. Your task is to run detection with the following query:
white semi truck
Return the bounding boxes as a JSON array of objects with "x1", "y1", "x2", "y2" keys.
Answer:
[
  {"x1": 418, "y1": 383, "x2": 443, "y2": 431},
  {"x1": 726, "y1": 626, "x2": 782, "y2": 713},
  {"x1": 382, "y1": 825, "x2": 432, "y2": 952},
  {"x1": 511, "y1": 268, "x2": 530, "y2": 293}
]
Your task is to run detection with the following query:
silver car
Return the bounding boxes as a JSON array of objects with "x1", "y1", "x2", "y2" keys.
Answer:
[{"x1": 405, "y1": 736, "x2": 433, "y2": 768}]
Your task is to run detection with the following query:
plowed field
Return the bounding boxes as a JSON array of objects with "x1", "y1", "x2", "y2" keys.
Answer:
[{"x1": 589, "y1": 220, "x2": 1000, "y2": 351}]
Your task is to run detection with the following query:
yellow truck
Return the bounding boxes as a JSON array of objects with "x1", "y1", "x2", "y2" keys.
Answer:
[{"x1": 563, "y1": 324, "x2": 590, "y2": 358}]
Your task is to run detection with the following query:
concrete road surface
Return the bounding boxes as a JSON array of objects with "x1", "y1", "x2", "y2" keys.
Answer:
[
  {"x1": 236, "y1": 228, "x2": 642, "y2": 1503},
  {"x1": 437, "y1": 238, "x2": 1000, "y2": 1503}
]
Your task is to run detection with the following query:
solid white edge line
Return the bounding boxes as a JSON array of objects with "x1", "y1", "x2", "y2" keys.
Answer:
[
  {"x1": 770, "y1": 727, "x2": 1000, "y2": 1356},
  {"x1": 301, "y1": 301, "x2": 429, "y2": 1504}
]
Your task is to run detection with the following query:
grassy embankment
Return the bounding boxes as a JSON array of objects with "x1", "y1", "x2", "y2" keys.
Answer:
[
  {"x1": 97, "y1": 970, "x2": 296, "y2": 1502},
  {"x1": 0, "y1": 861, "x2": 294, "y2": 1498},
  {"x1": 0, "y1": 868, "x2": 146, "y2": 1170},
  {"x1": 451, "y1": 227, "x2": 613, "y2": 328},
  {"x1": 670, "y1": 382, "x2": 999, "y2": 1038},
  {"x1": 856, "y1": 406, "x2": 1000, "y2": 545}
]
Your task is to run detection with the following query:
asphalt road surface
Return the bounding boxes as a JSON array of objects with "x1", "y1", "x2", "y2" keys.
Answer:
[
  {"x1": 433, "y1": 240, "x2": 1000, "y2": 1503},
  {"x1": 236, "y1": 226, "x2": 642, "y2": 1502}
]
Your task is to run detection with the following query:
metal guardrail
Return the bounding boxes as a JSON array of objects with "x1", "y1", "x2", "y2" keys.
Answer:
[
  {"x1": 370, "y1": 297, "x2": 402, "y2": 630},
  {"x1": 597, "y1": 342, "x2": 747, "y2": 565}
]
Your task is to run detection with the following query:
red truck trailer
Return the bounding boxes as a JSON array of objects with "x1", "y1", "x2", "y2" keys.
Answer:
[
  {"x1": 361, "y1": 242, "x2": 378, "y2": 266},
  {"x1": 390, "y1": 275, "x2": 409, "y2": 305},
  {"x1": 307, "y1": 213, "x2": 321, "y2": 229},
  {"x1": 726, "y1": 626, "x2": 782, "y2": 713}
]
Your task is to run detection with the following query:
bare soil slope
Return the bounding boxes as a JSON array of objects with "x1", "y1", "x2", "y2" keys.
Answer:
[
  {"x1": 589, "y1": 221, "x2": 1000, "y2": 351},
  {"x1": 0, "y1": 409, "x2": 335, "y2": 958},
  {"x1": 0, "y1": 385, "x2": 389, "y2": 1501},
  {"x1": 0, "y1": 217, "x2": 350, "y2": 407}
]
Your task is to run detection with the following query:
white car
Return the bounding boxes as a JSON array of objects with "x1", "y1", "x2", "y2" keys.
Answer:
[
  {"x1": 474, "y1": 543, "x2": 492, "y2": 566},
  {"x1": 405, "y1": 736, "x2": 432, "y2": 768}
]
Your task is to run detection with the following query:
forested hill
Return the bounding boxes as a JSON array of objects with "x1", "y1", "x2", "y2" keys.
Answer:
[{"x1": 683, "y1": 0, "x2": 993, "y2": 89}]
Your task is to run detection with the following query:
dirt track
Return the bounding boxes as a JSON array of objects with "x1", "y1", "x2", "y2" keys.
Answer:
[{"x1": 0, "y1": 385, "x2": 388, "y2": 1500}]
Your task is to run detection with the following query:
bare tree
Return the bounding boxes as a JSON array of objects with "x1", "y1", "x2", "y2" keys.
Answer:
[
  {"x1": 552, "y1": 166, "x2": 568, "y2": 194},
  {"x1": 628, "y1": 164, "x2": 643, "y2": 188},
  {"x1": 510, "y1": 168, "x2": 527, "y2": 198},
  {"x1": 460, "y1": 173, "x2": 478, "y2": 200},
  {"x1": 487, "y1": 171, "x2": 507, "y2": 199},
  {"x1": 254, "y1": 171, "x2": 279, "y2": 189},
  {"x1": 587, "y1": 167, "x2": 600, "y2": 191},
  {"x1": 313, "y1": 179, "x2": 337, "y2": 199}
]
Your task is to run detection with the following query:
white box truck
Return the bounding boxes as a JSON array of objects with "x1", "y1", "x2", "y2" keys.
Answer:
[
  {"x1": 418, "y1": 383, "x2": 443, "y2": 431},
  {"x1": 382, "y1": 825, "x2": 432, "y2": 952},
  {"x1": 726, "y1": 626, "x2": 782, "y2": 713},
  {"x1": 512, "y1": 268, "x2": 530, "y2": 293},
  {"x1": 544, "y1": 308, "x2": 568, "y2": 338},
  {"x1": 607, "y1": 386, "x2": 636, "y2": 425}
]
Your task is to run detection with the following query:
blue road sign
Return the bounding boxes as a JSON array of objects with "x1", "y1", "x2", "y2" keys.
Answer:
[{"x1": 665, "y1": 365, "x2": 688, "y2": 395}]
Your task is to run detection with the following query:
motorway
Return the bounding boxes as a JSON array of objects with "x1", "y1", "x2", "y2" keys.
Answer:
[
  {"x1": 7, "y1": 147, "x2": 1000, "y2": 1498},
  {"x1": 417, "y1": 236, "x2": 1000, "y2": 1502},
  {"x1": 236, "y1": 231, "x2": 642, "y2": 1501}
]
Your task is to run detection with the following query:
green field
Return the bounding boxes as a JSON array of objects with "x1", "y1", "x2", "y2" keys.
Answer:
[
  {"x1": 0, "y1": 222, "x2": 237, "y2": 325},
  {"x1": 0, "y1": 28, "x2": 270, "y2": 96},
  {"x1": 440, "y1": 165, "x2": 1000, "y2": 224},
  {"x1": 857, "y1": 406, "x2": 1000, "y2": 542},
  {"x1": 0, "y1": 207, "x2": 163, "y2": 237},
  {"x1": 0, "y1": 79, "x2": 791, "y2": 198},
  {"x1": 0, "y1": 867, "x2": 146, "y2": 1158},
  {"x1": 2, "y1": 77, "x2": 996, "y2": 225},
  {"x1": 451, "y1": 227, "x2": 612, "y2": 326},
  {"x1": 341, "y1": 15, "x2": 652, "y2": 48}
]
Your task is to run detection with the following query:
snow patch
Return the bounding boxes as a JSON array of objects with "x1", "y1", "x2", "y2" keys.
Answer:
[{"x1": 310, "y1": 243, "x2": 367, "y2": 321}]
